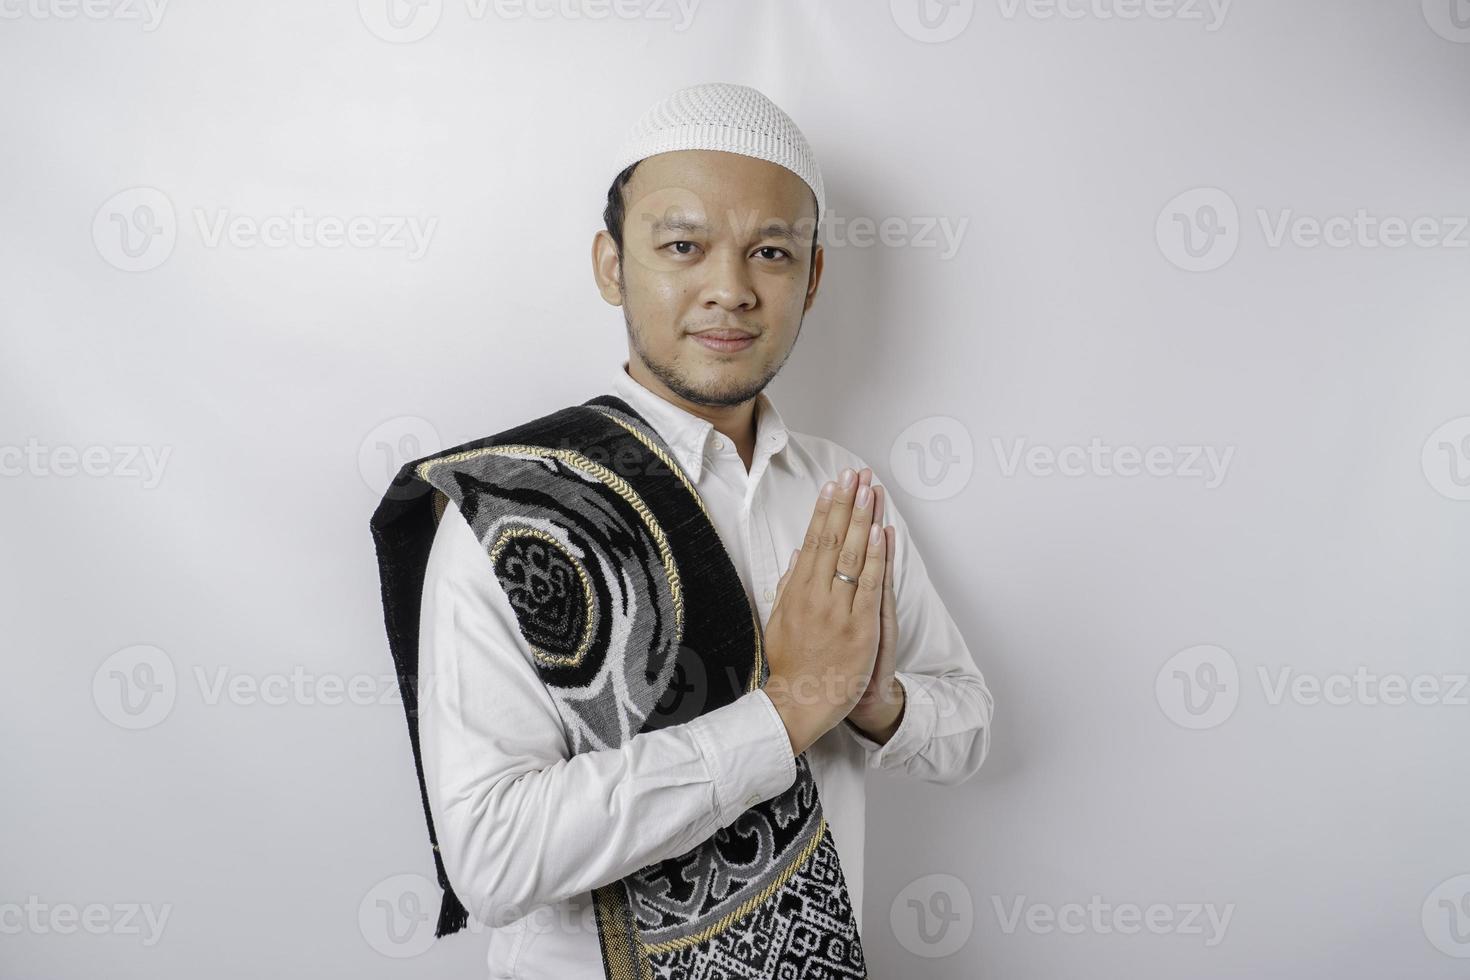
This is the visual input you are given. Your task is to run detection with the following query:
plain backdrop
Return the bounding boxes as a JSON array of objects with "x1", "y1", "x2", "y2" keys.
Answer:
[{"x1": 3, "y1": 1, "x2": 1469, "y2": 977}]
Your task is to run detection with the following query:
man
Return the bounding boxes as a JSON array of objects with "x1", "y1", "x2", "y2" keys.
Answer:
[{"x1": 371, "y1": 81, "x2": 993, "y2": 979}]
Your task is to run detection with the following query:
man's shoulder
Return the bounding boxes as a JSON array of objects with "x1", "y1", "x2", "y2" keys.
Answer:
[{"x1": 411, "y1": 394, "x2": 650, "y2": 475}]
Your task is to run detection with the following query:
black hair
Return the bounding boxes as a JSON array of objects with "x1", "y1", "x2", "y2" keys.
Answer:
[{"x1": 602, "y1": 161, "x2": 820, "y2": 277}]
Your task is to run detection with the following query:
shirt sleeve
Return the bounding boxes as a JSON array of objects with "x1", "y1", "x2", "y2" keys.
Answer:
[
  {"x1": 418, "y1": 499, "x2": 798, "y2": 926},
  {"x1": 838, "y1": 458, "x2": 995, "y2": 784}
]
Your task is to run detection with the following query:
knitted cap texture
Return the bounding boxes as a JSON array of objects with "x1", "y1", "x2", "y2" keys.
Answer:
[{"x1": 611, "y1": 82, "x2": 825, "y2": 225}]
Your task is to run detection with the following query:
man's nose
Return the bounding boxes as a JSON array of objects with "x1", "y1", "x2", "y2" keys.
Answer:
[{"x1": 699, "y1": 246, "x2": 757, "y2": 311}]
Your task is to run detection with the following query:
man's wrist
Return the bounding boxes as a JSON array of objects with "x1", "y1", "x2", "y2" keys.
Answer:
[
  {"x1": 846, "y1": 677, "x2": 906, "y2": 745},
  {"x1": 762, "y1": 678, "x2": 831, "y2": 757}
]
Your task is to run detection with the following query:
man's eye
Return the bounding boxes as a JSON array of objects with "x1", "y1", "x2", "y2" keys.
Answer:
[
  {"x1": 754, "y1": 246, "x2": 791, "y2": 261},
  {"x1": 663, "y1": 241, "x2": 698, "y2": 255}
]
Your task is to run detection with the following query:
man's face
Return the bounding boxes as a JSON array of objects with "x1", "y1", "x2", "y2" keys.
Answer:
[{"x1": 594, "y1": 149, "x2": 822, "y2": 408}]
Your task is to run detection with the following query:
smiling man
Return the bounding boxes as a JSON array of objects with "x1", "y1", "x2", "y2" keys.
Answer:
[{"x1": 370, "y1": 82, "x2": 994, "y2": 980}]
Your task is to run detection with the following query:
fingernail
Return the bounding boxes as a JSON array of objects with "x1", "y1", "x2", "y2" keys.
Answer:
[
  {"x1": 868, "y1": 523, "x2": 880, "y2": 546},
  {"x1": 855, "y1": 484, "x2": 870, "y2": 507},
  {"x1": 840, "y1": 467, "x2": 855, "y2": 489},
  {"x1": 820, "y1": 481, "x2": 835, "y2": 499},
  {"x1": 790, "y1": 548, "x2": 800, "y2": 567}
]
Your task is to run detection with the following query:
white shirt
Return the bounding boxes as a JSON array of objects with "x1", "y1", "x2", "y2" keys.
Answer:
[{"x1": 417, "y1": 361, "x2": 995, "y2": 979}]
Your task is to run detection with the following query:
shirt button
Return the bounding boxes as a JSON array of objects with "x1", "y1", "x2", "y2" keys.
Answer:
[
  {"x1": 711, "y1": 436, "x2": 726, "y2": 452},
  {"x1": 763, "y1": 589, "x2": 775, "y2": 601},
  {"x1": 744, "y1": 792, "x2": 761, "y2": 807}
]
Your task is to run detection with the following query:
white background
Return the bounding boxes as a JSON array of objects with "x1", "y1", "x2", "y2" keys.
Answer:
[{"x1": 3, "y1": 1, "x2": 1469, "y2": 977}]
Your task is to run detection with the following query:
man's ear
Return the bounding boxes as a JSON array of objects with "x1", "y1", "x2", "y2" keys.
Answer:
[
  {"x1": 804, "y1": 242, "x2": 824, "y2": 312},
  {"x1": 592, "y1": 229, "x2": 624, "y2": 306}
]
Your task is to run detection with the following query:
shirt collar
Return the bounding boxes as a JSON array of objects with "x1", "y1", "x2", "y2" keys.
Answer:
[{"x1": 608, "y1": 361, "x2": 790, "y2": 484}]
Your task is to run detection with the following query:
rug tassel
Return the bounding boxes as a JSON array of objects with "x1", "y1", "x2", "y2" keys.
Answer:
[{"x1": 435, "y1": 890, "x2": 469, "y2": 937}]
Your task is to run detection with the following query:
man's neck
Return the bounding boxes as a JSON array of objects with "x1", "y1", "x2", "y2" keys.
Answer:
[{"x1": 624, "y1": 359, "x2": 758, "y2": 471}]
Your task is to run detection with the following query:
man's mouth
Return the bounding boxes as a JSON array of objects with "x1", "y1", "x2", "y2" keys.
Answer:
[{"x1": 689, "y1": 329, "x2": 756, "y2": 353}]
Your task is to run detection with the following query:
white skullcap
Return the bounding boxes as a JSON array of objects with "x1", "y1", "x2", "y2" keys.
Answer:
[{"x1": 611, "y1": 81, "x2": 825, "y2": 226}]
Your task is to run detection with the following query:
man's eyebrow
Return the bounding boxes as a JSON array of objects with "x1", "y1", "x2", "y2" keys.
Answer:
[
  {"x1": 648, "y1": 215, "x2": 708, "y2": 235},
  {"x1": 756, "y1": 222, "x2": 799, "y2": 244},
  {"x1": 645, "y1": 215, "x2": 804, "y2": 244}
]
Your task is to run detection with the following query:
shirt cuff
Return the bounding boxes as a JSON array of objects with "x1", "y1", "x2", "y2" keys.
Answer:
[
  {"x1": 842, "y1": 671, "x2": 933, "y2": 770},
  {"x1": 686, "y1": 688, "x2": 798, "y2": 828}
]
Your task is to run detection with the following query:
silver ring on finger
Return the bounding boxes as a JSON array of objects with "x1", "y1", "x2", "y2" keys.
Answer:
[{"x1": 833, "y1": 570, "x2": 859, "y2": 585}]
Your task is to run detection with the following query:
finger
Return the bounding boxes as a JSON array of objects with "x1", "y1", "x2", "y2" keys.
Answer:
[
  {"x1": 880, "y1": 523, "x2": 897, "y2": 634},
  {"x1": 793, "y1": 480, "x2": 837, "y2": 586},
  {"x1": 833, "y1": 469, "x2": 877, "y2": 599},
  {"x1": 814, "y1": 467, "x2": 861, "y2": 589},
  {"x1": 775, "y1": 547, "x2": 799, "y2": 605},
  {"x1": 850, "y1": 513, "x2": 887, "y2": 617}
]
